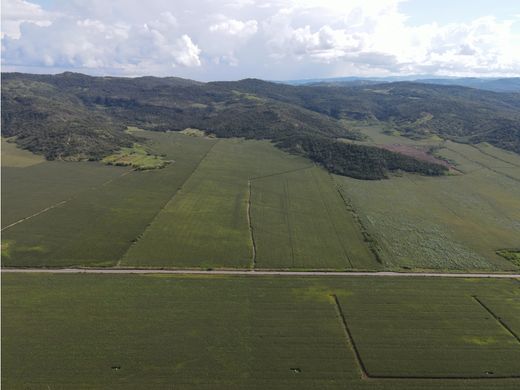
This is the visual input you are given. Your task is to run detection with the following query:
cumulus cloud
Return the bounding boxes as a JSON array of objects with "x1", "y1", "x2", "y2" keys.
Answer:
[
  {"x1": 1, "y1": 0, "x2": 519, "y2": 79},
  {"x1": 209, "y1": 18, "x2": 258, "y2": 36},
  {"x1": 1, "y1": 0, "x2": 56, "y2": 38}
]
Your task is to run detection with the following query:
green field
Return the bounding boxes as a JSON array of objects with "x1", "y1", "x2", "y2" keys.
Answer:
[
  {"x1": 123, "y1": 139, "x2": 375, "y2": 269},
  {"x1": 2, "y1": 126, "x2": 519, "y2": 271},
  {"x1": 1, "y1": 131, "x2": 216, "y2": 267},
  {"x1": 336, "y1": 125, "x2": 520, "y2": 271},
  {"x1": 251, "y1": 166, "x2": 378, "y2": 269},
  {"x1": 2, "y1": 273, "x2": 519, "y2": 389}
]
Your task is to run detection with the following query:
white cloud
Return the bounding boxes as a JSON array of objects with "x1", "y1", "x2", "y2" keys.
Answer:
[
  {"x1": 1, "y1": 0, "x2": 56, "y2": 38},
  {"x1": 1, "y1": 0, "x2": 519, "y2": 79},
  {"x1": 209, "y1": 18, "x2": 258, "y2": 37}
]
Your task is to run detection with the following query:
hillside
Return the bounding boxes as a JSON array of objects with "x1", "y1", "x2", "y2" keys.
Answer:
[{"x1": 3, "y1": 72, "x2": 520, "y2": 178}]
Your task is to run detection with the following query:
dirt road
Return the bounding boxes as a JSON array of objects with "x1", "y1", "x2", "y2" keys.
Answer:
[{"x1": 2, "y1": 268, "x2": 519, "y2": 279}]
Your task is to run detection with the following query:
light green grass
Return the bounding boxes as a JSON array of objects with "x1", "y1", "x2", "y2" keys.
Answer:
[
  {"x1": 251, "y1": 166, "x2": 378, "y2": 269},
  {"x1": 102, "y1": 143, "x2": 170, "y2": 170},
  {"x1": 1, "y1": 137, "x2": 45, "y2": 167},
  {"x1": 2, "y1": 274, "x2": 519, "y2": 389}
]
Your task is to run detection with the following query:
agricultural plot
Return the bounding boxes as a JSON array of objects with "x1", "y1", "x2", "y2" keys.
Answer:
[
  {"x1": 2, "y1": 158, "x2": 127, "y2": 228},
  {"x1": 336, "y1": 127, "x2": 520, "y2": 271},
  {"x1": 2, "y1": 274, "x2": 520, "y2": 389},
  {"x1": 251, "y1": 166, "x2": 378, "y2": 269},
  {"x1": 122, "y1": 139, "x2": 310, "y2": 268},
  {"x1": 2, "y1": 131, "x2": 216, "y2": 267}
]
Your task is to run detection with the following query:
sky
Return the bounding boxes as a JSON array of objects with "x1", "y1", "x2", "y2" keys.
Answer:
[{"x1": 1, "y1": 0, "x2": 519, "y2": 81}]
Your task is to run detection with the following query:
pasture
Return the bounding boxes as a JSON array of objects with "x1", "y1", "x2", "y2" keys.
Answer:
[{"x1": 2, "y1": 273, "x2": 519, "y2": 389}]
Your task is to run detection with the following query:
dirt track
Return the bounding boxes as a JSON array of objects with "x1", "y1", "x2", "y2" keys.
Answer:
[{"x1": 2, "y1": 268, "x2": 519, "y2": 279}]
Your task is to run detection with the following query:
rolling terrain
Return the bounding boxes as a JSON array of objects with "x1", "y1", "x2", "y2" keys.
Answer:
[{"x1": 2, "y1": 72, "x2": 520, "y2": 389}]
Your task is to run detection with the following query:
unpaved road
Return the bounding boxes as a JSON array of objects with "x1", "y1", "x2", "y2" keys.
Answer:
[{"x1": 2, "y1": 268, "x2": 519, "y2": 279}]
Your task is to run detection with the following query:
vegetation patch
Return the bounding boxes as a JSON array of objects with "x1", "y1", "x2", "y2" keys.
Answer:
[
  {"x1": 180, "y1": 128, "x2": 215, "y2": 138},
  {"x1": 496, "y1": 249, "x2": 520, "y2": 266},
  {"x1": 102, "y1": 143, "x2": 170, "y2": 170}
]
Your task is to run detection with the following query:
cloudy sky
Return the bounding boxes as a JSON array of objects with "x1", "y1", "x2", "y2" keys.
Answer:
[{"x1": 2, "y1": 0, "x2": 519, "y2": 80}]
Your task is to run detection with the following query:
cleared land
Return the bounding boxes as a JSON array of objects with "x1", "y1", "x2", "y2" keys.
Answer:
[
  {"x1": 336, "y1": 124, "x2": 520, "y2": 271},
  {"x1": 2, "y1": 274, "x2": 519, "y2": 389}
]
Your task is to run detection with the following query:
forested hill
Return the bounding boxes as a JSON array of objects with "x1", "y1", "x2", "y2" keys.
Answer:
[{"x1": 2, "y1": 72, "x2": 519, "y2": 179}]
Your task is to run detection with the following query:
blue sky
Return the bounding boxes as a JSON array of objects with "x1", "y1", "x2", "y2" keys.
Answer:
[{"x1": 2, "y1": 0, "x2": 519, "y2": 80}]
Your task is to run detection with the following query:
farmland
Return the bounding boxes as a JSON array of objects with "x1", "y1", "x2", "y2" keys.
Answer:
[
  {"x1": 2, "y1": 273, "x2": 520, "y2": 389},
  {"x1": 2, "y1": 125, "x2": 519, "y2": 271},
  {"x1": 2, "y1": 131, "x2": 216, "y2": 267},
  {"x1": 336, "y1": 124, "x2": 520, "y2": 271},
  {"x1": 250, "y1": 166, "x2": 378, "y2": 269},
  {"x1": 122, "y1": 138, "x2": 375, "y2": 269}
]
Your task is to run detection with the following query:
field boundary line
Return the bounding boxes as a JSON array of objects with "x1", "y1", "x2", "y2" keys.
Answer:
[
  {"x1": 117, "y1": 140, "x2": 219, "y2": 267},
  {"x1": 334, "y1": 179, "x2": 383, "y2": 265},
  {"x1": 1, "y1": 200, "x2": 68, "y2": 232},
  {"x1": 1, "y1": 169, "x2": 135, "y2": 232},
  {"x1": 310, "y1": 169, "x2": 353, "y2": 268},
  {"x1": 283, "y1": 179, "x2": 296, "y2": 267},
  {"x1": 331, "y1": 294, "x2": 520, "y2": 380},
  {"x1": 445, "y1": 145, "x2": 520, "y2": 183},
  {"x1": 249, "y1": 165, "x2": 314, "y2": 181},
  {"x1": 472, "y1": 295, "x2": 520, "y2": 344},
  {"x1": 472, "y1": 145, "x2": 520, "y2": 169},
  {"x1": 331, "y1": 294, "x2": 369, "y2": 379},
  {"x1": 247, "y1": 180, "x2": 257, "y2": 268}
]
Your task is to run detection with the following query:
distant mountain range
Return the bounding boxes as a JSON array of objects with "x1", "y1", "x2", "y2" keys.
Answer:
[{"x1": 283, "y1": 76, "x2": 520, "y2": 93}]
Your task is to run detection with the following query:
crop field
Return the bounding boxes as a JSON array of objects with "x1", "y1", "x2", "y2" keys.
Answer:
[
  {"x1": 336, "y1": 125, "x2": 520, "y2": 271},
  {"x1": 122, "y1": 139, "x2": 312, "y2": 268},
  {"x1": 1, "y1": 131, "x2": 216, "y2": 267},
  {"x1": 3, "y1": 126, "x2": 519, "y2": 271},
  {"x1": 2, "y1": 273, "x2": 520, "y2": 389},
  {"x1": 251, "y1": 166, "x2": 378, "y2": 269},
  {"x1": 2, "y1": 149, "x2": 128, "y2": 228}
]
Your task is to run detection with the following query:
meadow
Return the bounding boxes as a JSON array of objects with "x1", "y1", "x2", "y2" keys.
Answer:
[{"x1": 2, "y1": 273, "x2": 519, "y2": 389}]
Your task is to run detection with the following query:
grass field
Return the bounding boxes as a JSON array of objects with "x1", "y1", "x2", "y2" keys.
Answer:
[
  {"x1": 336, "y1": 125, "x2": 520, "y2": 271},
  {"x1": 2, "y1": 273, "x2": 519, "y2": 389},
  {"x1": 251, "y1": 166, "x2": 378, "y2": 269}
]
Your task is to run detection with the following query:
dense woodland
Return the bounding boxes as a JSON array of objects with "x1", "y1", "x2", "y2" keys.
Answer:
[{"x1": 2, "y1": 72, "x2": 518, "y2": 179}]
